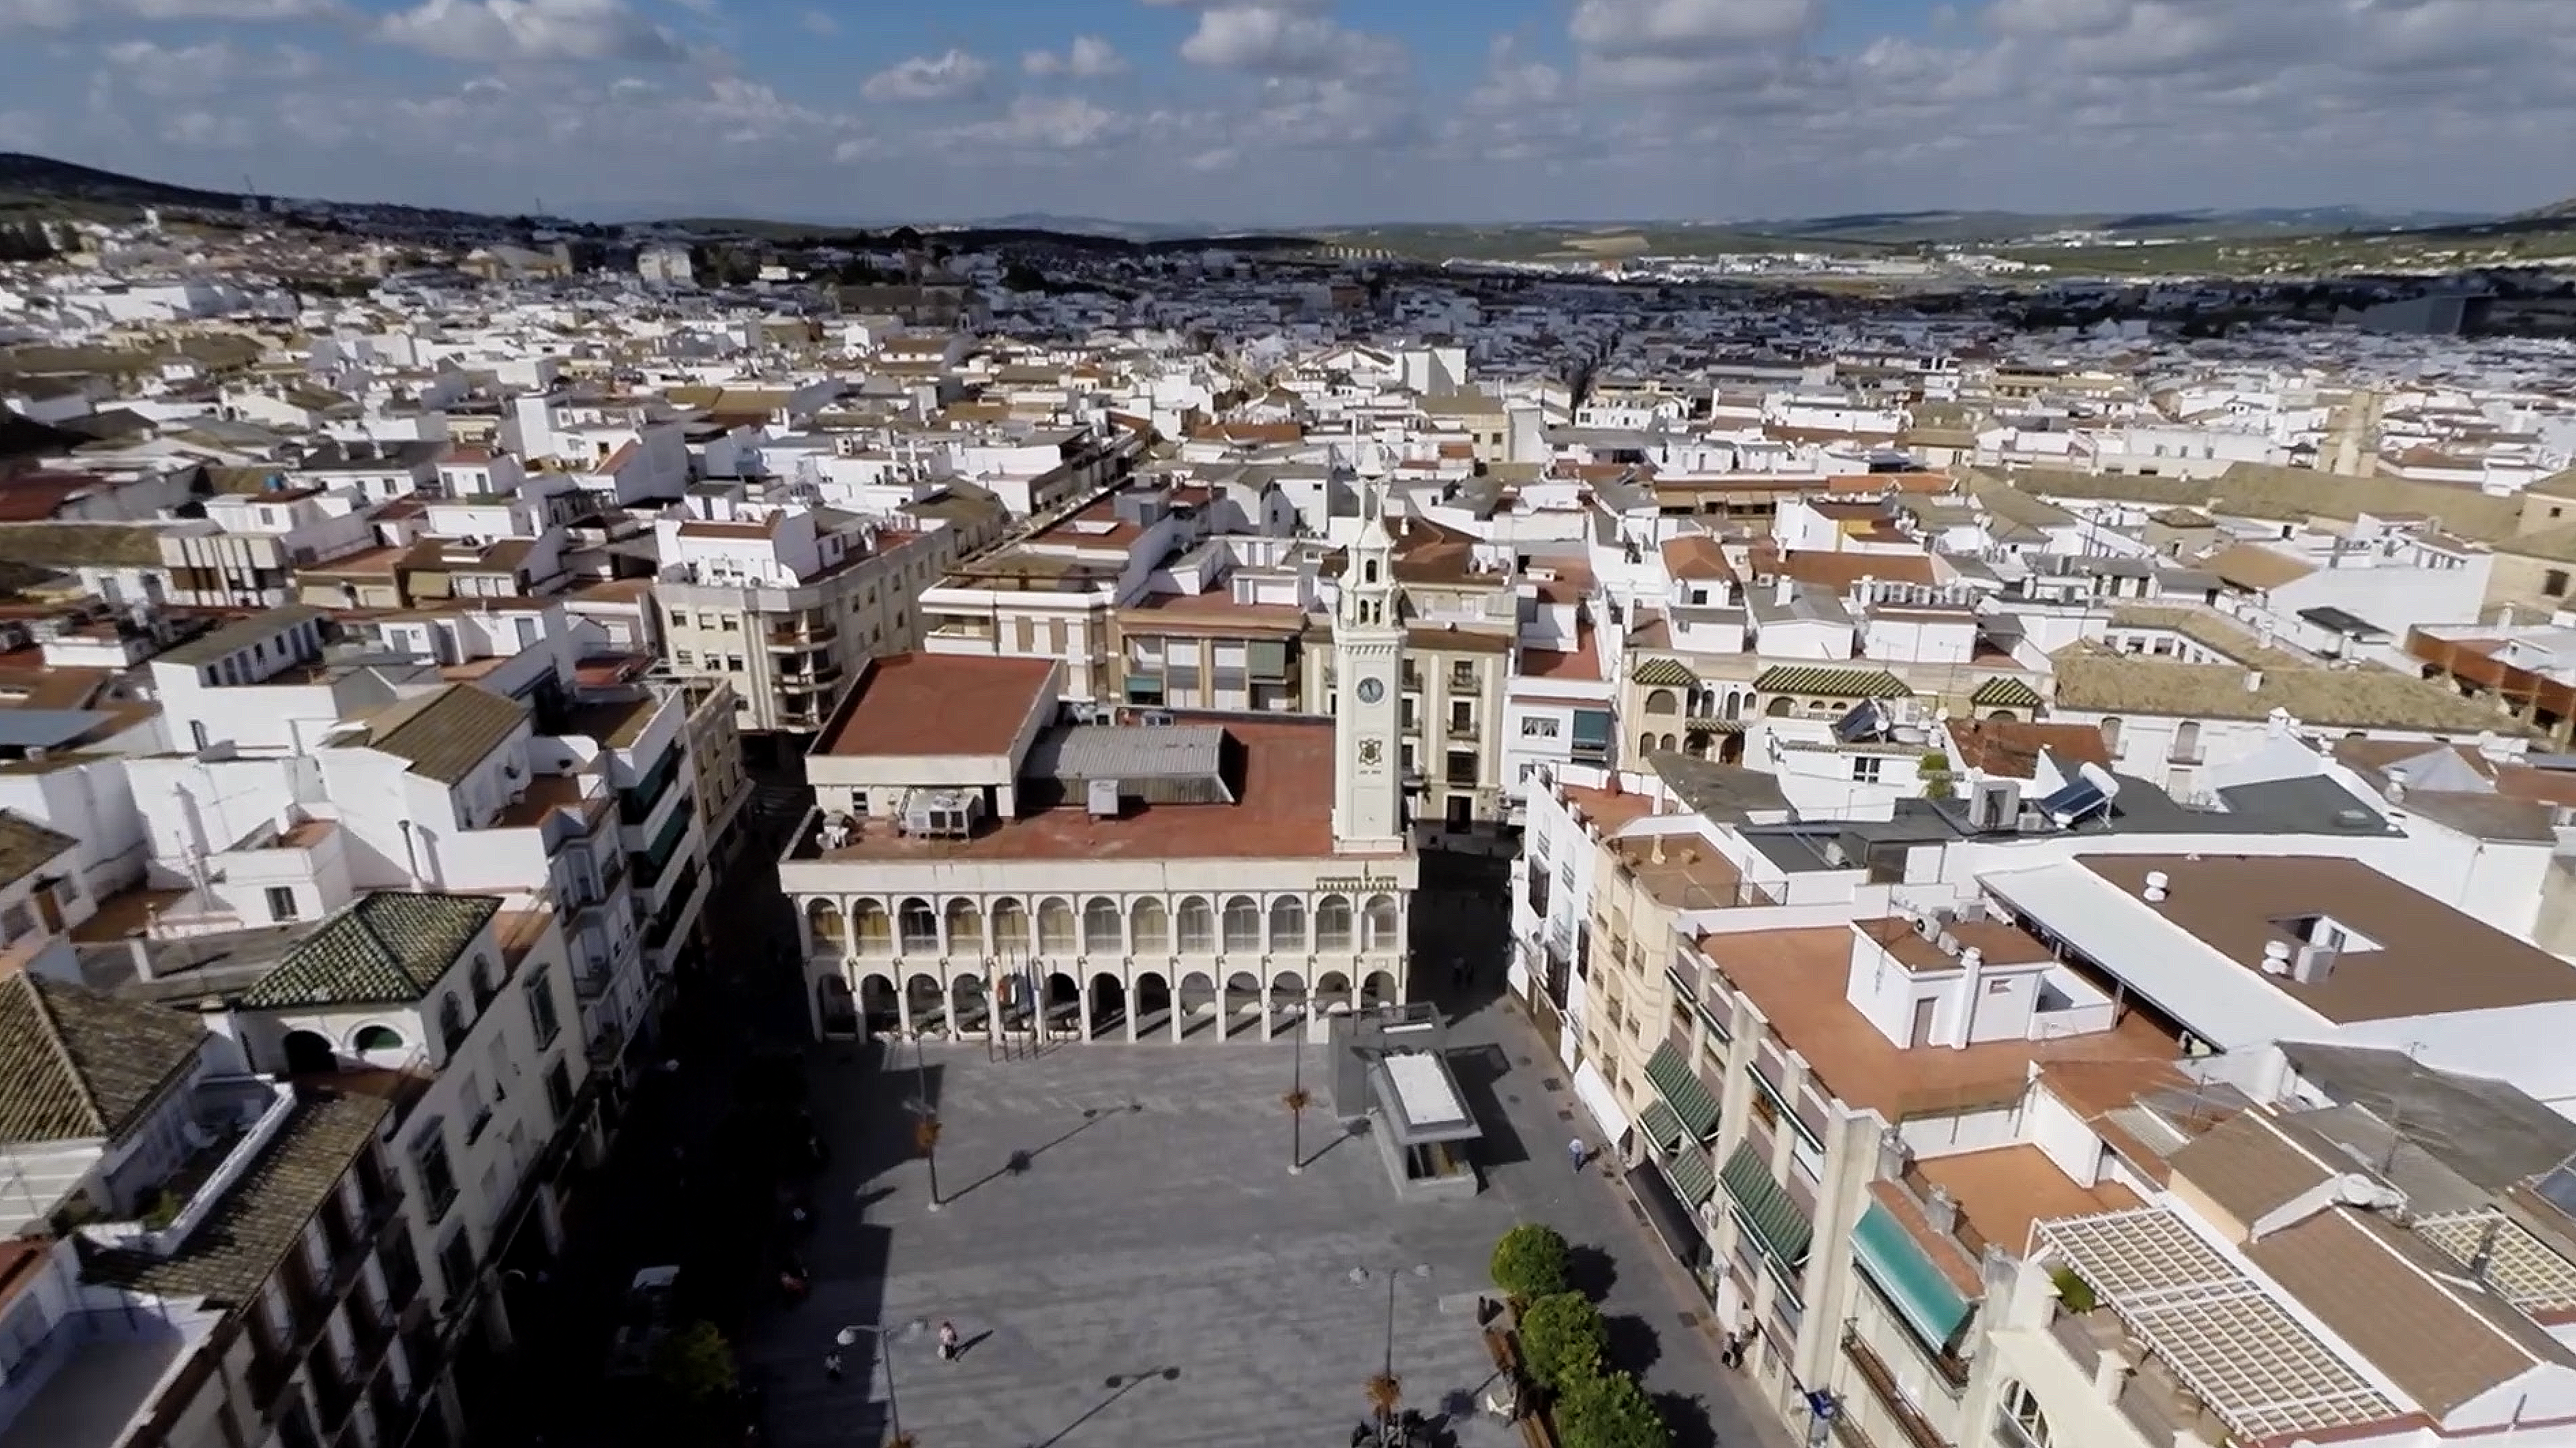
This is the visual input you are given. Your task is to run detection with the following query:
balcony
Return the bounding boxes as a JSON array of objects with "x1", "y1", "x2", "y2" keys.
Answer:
[
  {"x1": 767, "y1": 620, "x2": 837, "y2": 650},
  {"x1": 1841, "y1": 1329, "x2": 1947, "y2": 1448},
  {"x1": 779, "y1": 663, "x2": 847, "y2": 694}
]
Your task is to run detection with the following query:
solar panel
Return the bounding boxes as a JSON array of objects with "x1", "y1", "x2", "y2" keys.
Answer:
[
  {"x1": 1830, "y1": 699, "x2": 1885, "y2": 744},
  {"x1": 2040, "y1": 778, "x2": 2109, "y2": 823},
  {"x1": 2536, "y1": 1162, "x2": 2576, "y2": 1220}
]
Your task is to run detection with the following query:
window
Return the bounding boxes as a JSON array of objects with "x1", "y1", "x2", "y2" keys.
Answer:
[
  {"x1": 1176, "y1": 896, "x2": 1215, "y2": 952},
  {"x1": 525, "y1": 968, "x2": 561, "y2": 1048},
  {"x1": 462, "y1": 1077, "x2": 492, "y2": 1144},
  {"x1": 1037, "y1": 896, "x2": 1076, "y2": 952},
  {"x1": 1446, "y1": 751, "x2": 1479, "y2": 787},
  {"x1": 720, "y1": 616, "x2": 739, "y2": 632},
  {"x1": 411, "y1": 1123, "x2": 458, "y2": 1224},
  {"x1": 725, "y1": 655, "x2": 744, "y2": 673},
  {"x1": 1851, "y1": 756, "x2": 1883, "y2": 783},
  {"x1": 1449, "y1": 659, "x2": 1477, "y2": 690},
  {"x1": 676, "y1": 649, "x2": 694, "y2": 667},
  {"x1": 1268, "y1": 896, "x2": 1305, "y2": 949},
  {"x1": 353, "y1": 1024, "x2": 404, "y2": 1053},
  {"x1": 1362, "y1": 894, "x2": 1400, "y2": 950},
  {"x1": 1521, "y1": 716, "x2": 1560, "y2": 738},
  {"x1": 544, "y1": 1058, "x2": 574, "y2": 1125},
  {"x1": 1449, "y1": 700, "x2": 1473, "y2": 733},
  {"x1": 1644, "y1": 688, "x2": 1678, "y2": 716},
  {"x1": 266, "y1": 886, "x2": 300, "y2": 920},
  {"x1": 2549, "y1": 569, "x2": 2570, "y2": 599},
  {"x1": 436, "y1": 1231, "x2": 476, "y2": 1302},
  {"x1": 437, "y1": 994, "x2": 467, "y2": 1053},
  {"x1": 1997, "y1": 1383, "x2": 2052, "y2": 1448},
  {"x1": 1082, "y1": 897, "x2": 1121, "y2": 952},
  {"x1": 1315, "y1": 894, "x2": 1354, "y2": 951},
  {"x1": 898, "y1": 897, "x2": 938, "y2": 951},
  {"x1": 1222, "y1": 895, "x2": 1261, "y2": 952}
]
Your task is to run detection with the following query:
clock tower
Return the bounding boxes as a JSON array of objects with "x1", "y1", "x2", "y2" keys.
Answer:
[{"x1": 1333, "y1": 486, "x2": 1407, "y2": 854}]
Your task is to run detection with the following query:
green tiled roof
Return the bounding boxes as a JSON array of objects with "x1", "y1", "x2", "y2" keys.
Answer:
[
  {"x1": 1632, "y1": 657, "x2": 1699, "y2": 688},
  {"x1": 350, "y1": 684, "x2": 528, "y2": 785},
  {"x1": 1721, "y1": 1140, "x2": 1814, "y2": 1268},
  {"x1": 1662, "y1": 1144, "x2": 1716, "y2": 1208},
  {"x1": 1639, "y1": 1099, "x2": 1686, "y2": 1154},
  {"x1": 1645, "y1": 1041, "x2": 1720, "y2": 1141},
  {"x1": 1750, "y1": 665, "x2": 1911, "y2": 700},
  {"x1": 1969, "y1": 676, "x2": 2044, "y2": 708},
  {"x1": 0, "y1": 975, "x2": 206, "y2": 1144},
  {"x1": 241, "y1": 892, "x2": 500, "y2": 1010},
  {"x1": 87, "y1": 1090, "x2": 390, "y2": 1304}
]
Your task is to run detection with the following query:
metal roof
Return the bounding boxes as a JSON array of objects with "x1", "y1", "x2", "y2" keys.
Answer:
[{"x1": 1024, "y1": 724, "x2": 1235, "y2": 805}]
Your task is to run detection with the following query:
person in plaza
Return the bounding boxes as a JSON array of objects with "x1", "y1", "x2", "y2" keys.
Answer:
[
  {"x1": 937, "y1": 1320, "x2": 960, "y2": 1362},
  {"x1": 1567, "y1": 1135, "x2": 1588, "y2": 1173}
]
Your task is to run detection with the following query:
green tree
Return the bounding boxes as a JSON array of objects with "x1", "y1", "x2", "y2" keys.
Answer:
[
  {"x1": 651, "y1": 1321, "x2": 737, "y2": 1405},
  {"x1": 1490, "y1": 1223, "x2": 1573, "y2": 1302},
  {"x1": 1002, "y1": 260, "x2": 1048, "y2": 292},
  {"x1": 1555, "y1": 1368, "x2": 1670, "y2": 1448},
  {"x1": 1919, "y1": 751, "x2": 1954, "y2": 800},
  {"x1": 1518, "y1": 1291, "x2": 1608, "y2": 1390}
]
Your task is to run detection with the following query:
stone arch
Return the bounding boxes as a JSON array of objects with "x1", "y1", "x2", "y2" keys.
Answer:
[
  {"x1": 1178, "y1": 971, "x2": 1218, "y2": 1039},
  {"x1": 997, "y1": 969, "x2": 1037, "y2": 1031},
  {"x1": 1316, "y1": 969, "x2": 1354, "y2": 1015},
  {"x1": 1221, "y1": 894, "x2": 1261, "y2": 953},
  {"x1": 1659, "y1": 732, "x2": 1678, "y2": 752},
  {"x1": 1315, "y1": 894, "x2": 1354, "y2": 951},
  {"x1": 1362, "y1": 894, "x2": 1400, "y2": 951},
  {"x1": 1362, "y1": 969, "x2": 1398, "y2": 1008},
  {"x1": 905, "y1": 973, "x2": 946, "y2": 1035},
  {"x1": 806, "y1": 898, "x2": 845, "y2": 953},
  {"x1": 1045, "y1": 971, "x2": 1081, "y2": 1036},
  {"x1": 943, "y1": 898, "x2": 984, "y2": 954},
  {"x1": 1766, "y1": 696, "x2": 1794, "y2": 717},
  {"x1": 1083, "y1": 896, "x2": 1122, "y2": 954},
  {"x1": 951, "y1": 974, "x2": 989, "y2": 1035},
  {"x1": 1036, "y1": 896, "x2": 1077, "y2": 953},
  {"x1": 856, "y1": 973, "x2": 892, "y2": 1035},
  {"x1": 1685, "y1": 731, "x2": 1711, "y2": 759},
  {"x1": 1133, "y1": 970, "x2": 1172, "y2": 1036},
  {"x1": 2099, "y1": 717, "x2": 2122, "y2": 755},
  {"x1": 897, "y1": 896, "x2": 938, "y2": 953},
  {"x1": 851, "y1": 899, "x2": 892, "y2": 954},
  {"x1": 349, "y1": 1023, "x2": 405, "y2": 1055},
  {"x1": 1269, "y1": 967, "x2": 1308, "y2": 1035},
  {"x1": 1224, "y1": 970, "x2": 1263, "y2": 1037},
  {"x1": 1176, "y1": 895, "x2": 1215, "y2": 953},
  {"x1": 1130, "y1": 896, "x2": 1169, "y2": 953},
  {"x1": 1088, "y1": 971, "x2": 1127, "y2": 1039},
  {"x1": 1988, "y1": 708, "x2": 2017, "y2": 721},
  {"x1": 282, "y1": 1028, "x2": 336, "y2": 1075},
  {"x1": 1644, "y1": 687, "x2": 1678, "y2": 716},
  {"x1": 990, "y1": 897, "x2": 1031, "y2": 952},
  {"x1": 1725, "y1": 691, "x2": 1745, "y2": 721},
  {"x1": 1638, "y1": 731, "x2": 1656, "y2": 756},
  {"x1": 1268, "y1": 896, "x2": 1306, "y2": 951}
]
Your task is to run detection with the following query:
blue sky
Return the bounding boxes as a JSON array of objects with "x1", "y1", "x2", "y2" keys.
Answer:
[{"x1": 2, "y1": 0, "x2": 2571, "y2": 226}]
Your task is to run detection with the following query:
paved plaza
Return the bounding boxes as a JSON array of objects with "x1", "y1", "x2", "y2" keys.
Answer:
[{"x1": 745, "y1": 992, "x2": 1793, "y2": 1448}]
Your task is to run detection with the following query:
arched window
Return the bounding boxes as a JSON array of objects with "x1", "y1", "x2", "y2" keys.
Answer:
[
  {"x1": 851, "y1": 900, "x2": 892, "y2": 954},
  {"x1": 990, "y1": 898, "x2": 1030, "y2": 952},
  {"x1": 1362, "y1": 894, "x2": 1400, "y2": 951},
  {"x1": 2099, "y1": 717, "x2": 2123, "y2": 755},
  {"x1": 808, "y1": 899, "x2": 846, "y2": 951},
  {"x1": 1644, "y1": 688, "x2": 1678, "y2": 716},
  {"x1": 1724, "y1": 692, "x2": 1744, "y2": 721},
  {"x1": 1084, "y1": 897, "x2": 1122, "y2": 953},
  {"x1": 1315, "y1": 894, "x2": 1354, "y2": 951},
  {"x1": 437, "y1": 994, "x2": 467, "y2": 1052},
  {"x1": 469, "y1": 955, "x2": 496, "y2": 1009},
  {"x1": 1129, "y1": 897, "x2": 1169, "y2": 952},
  {"x1": 1766, "y1": 696, "x2": 1794, "y2": 717},
  {"x1": 898, "y1": 897, "x2": 938, "y2": 952},
  {"x1": 2172, "y1": 719, "x2": 2201, "y2": 762},
  {"x1": 1997, "y1": 1383, "x2": 2052, "y2": 1448},
  {"x1": 1269, "y1": 896, "x2": 1306, "y2": 951},
  {"x1": 1659, "y1": 733, "x2": 1677, "y2": 752},
  {"x1": 1222, "y1": 895, "x2": 1261, "y2": 952},
  {"x1": 1638, "y1": 731, "x2": 1656, "y2": 755},
  {"x1": 943, "y1": 898, "x2": 983, "y2": 953},
  {"x1": 352, "y1": 1024, "x2": 405, "y2": 1054},
  {"x1": 1176, "y1": 896, "x2": 1214, "y2": 953},
  {"x1": 1037, "y1": 897, "x2": 1076, "y2": 953}
]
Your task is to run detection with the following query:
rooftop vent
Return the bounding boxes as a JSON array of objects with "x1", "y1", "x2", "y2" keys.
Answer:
[
  {"x1": 2143, "y1": 870, "x2": 2170, "y2": 904},
  {"x1": 2261, "y1": 939, "x2": 2294, "y2": 976},
  {"x1": 1085, "y1": 778, "x2": 1122, "y2": 819}
]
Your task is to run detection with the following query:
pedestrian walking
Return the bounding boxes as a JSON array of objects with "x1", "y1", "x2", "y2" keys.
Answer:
[
  {"x1": 823, "y1": 1349, "x2": 843, "y2": 1382},
  {"x1": 937, "y1": 1321, "x2": 960, "y2": 1362},
  {"x1": 1567, "y1": 1135, "x2": 1588, "y2": 1174}
]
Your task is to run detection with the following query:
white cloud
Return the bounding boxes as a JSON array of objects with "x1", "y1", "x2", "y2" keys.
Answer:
[
  {"x1": 1176, "y1": 4, "x2": 1404, "y2": 80},
  {"x1": 1022, "y1": 35, "x2": 1126, "y2": 78},
  {"x1": 1569, "y1": 0, "x2": 1821, "y2": 55},
  {"x1": 376, "y1": 0, "x2": 684, "y2": 63},
  {"x1": 947, "y1": 95, "x2": 1125, "y2": 151},
  {"x1": 860, "y1": 48, "x2": 989, "y2": 102},
  {"x1": 1, "y1": 0, "x2": 344, "y2": 29}
]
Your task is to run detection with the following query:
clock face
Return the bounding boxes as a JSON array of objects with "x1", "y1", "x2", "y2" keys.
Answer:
[
  {"x1": 1355, "y1": 676, "x2": 1385, "y2": 704},
  {"x1": 1358, "y1": 738, "x2": 1385, "y2": 766}
]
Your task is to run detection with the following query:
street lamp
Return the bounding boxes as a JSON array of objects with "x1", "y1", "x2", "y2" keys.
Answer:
[
  {"x1": 1349, "y1": 1263, "x2": 1431, "y2": 1444},
  {"x1": 1283, "y1": 1028, "x2": 1311, "y2": 1176},
  {"x1": 834, "y1": 1321, "x2": 924, "y2": 1445}
]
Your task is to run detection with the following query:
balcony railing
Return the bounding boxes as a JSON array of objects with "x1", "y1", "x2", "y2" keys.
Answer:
[
  {"x1": 1842, "y1": 1329, "x2": 1949, "y2": 1448},
  {"x1": 767, "y1": 620, "x2": 838, "y2": 650}
]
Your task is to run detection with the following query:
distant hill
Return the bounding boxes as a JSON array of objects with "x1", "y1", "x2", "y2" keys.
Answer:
[{"x1": 0, "y1": 153, "x2": 249, "y2": 213}]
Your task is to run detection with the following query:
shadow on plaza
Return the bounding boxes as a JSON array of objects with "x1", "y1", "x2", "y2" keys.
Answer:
[
  {"x1": 1651, "y1": 1389, "x2": 1720, "y2": 1448},
  {"x1": 935, "y1": 1098, "x2": 1140, "y2": 1206},
  {"x1": 1444, "y1": 1042, "x2": 1532, "y2": 1166},
  {"x1": 1028, "y1": 1366, "x2": 1184, "y2": 1448}
]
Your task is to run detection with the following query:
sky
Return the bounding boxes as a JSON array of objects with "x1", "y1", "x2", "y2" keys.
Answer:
[{"x1": 1, "y1": 0, "x2": 2572, "y2": 227}]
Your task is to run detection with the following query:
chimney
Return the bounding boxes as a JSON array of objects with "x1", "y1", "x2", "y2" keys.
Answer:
[
  {"x1": 2384, "y1": 766, "x2": 2408, "y2": 804},
  {"x1": 1924, "y1": 1184, "x2": 1960, "y2": 1234},
  {"x1": 1775, "y1": 576, "x2": 1795, "y2": 607},
  {"x1": 2143, "y1": 870, "x2": 2170, "y2": 904},
  {"x1": 2261, "y1": 939, "x2": 2294, "y2": 976},
  {"x1": 2093, "y1": 1349, "x2": 2129, "y2": 1403},
  {"x1": 2242, "y1": 668, "x2": 2264, "y2": 693},
  {"x1": 1951, "y1": 946, "x2": 1985, "y2": 1049},
  {"x1": 127, "y1": 935, "x2": 155, "y2": 982},
  {"x1": 1876, "y1": 1129, "x2": 1909, "y2": 1180}
]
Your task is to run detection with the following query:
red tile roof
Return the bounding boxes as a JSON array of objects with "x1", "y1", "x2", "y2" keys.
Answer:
[{"x1": 817, "y1": 653, "x2": 1056, "y2": 759}]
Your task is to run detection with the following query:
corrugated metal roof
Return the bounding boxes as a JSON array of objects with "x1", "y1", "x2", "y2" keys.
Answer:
[{"x1": 1024, "y1": 724, "x2": 1236, "y2": 806}]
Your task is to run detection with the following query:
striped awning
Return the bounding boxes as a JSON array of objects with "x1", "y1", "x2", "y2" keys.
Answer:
[
  {"x1": 1721, "y1": 1141, "x2": 1814, "y2": 1269},
  {"x1": 1633, "y1": 657, "x2": 1700, "y2": 687},
  {"x1": 1645, "y1": 1041, "x2": 1720, "y2": 1141},
  {"x1": 1662, "y1": 1144, "x2": 1717, "y2": 1208},
  {"x1": 1969, "y1": 675, "x2": 2045, "y2": 708},
  {"x1": 1750, "y1": 665, "x2": 1911, "y2": 699},
  {"x1": 1684, "y1": 719, "x2": 1747, "y2": 736},
  {"x1": 1639, "y1": 1099, "x2": 1687, "y2": 1154}
]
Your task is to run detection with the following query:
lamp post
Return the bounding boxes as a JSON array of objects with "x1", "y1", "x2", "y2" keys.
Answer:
[
  {"x1": 1350, "y1": 1263, "x2": 1431, "y2": 1445},
  {"x1": 833, "y1": 1321, "x2": 923, "y2": 1445},
  {"x1": 1283, "y1": 1028, "x2": 1310, "y2": 1176}
]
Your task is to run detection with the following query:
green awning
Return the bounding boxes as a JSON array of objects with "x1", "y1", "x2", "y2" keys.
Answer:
[
  {"x1": 1853, "y1": 1202, "x2": 1973, "y2": 1353},
  {"x1": 1662, "y1": 1145, "x2": 1716, "y2": 1208},
  {"x1": 1639, "y1": 1100, "x2": 1686, "y2": 1154},
  {"x1": 1721, "y1": 1142, "x2": 1813, "y2": 1269},
  {"x1": 1969, "y1": 675, "x2": 2045, "y2": 708},
  {"x1": 1645, "y1": 1042, "x2": 1719, "y2": 1141}
]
